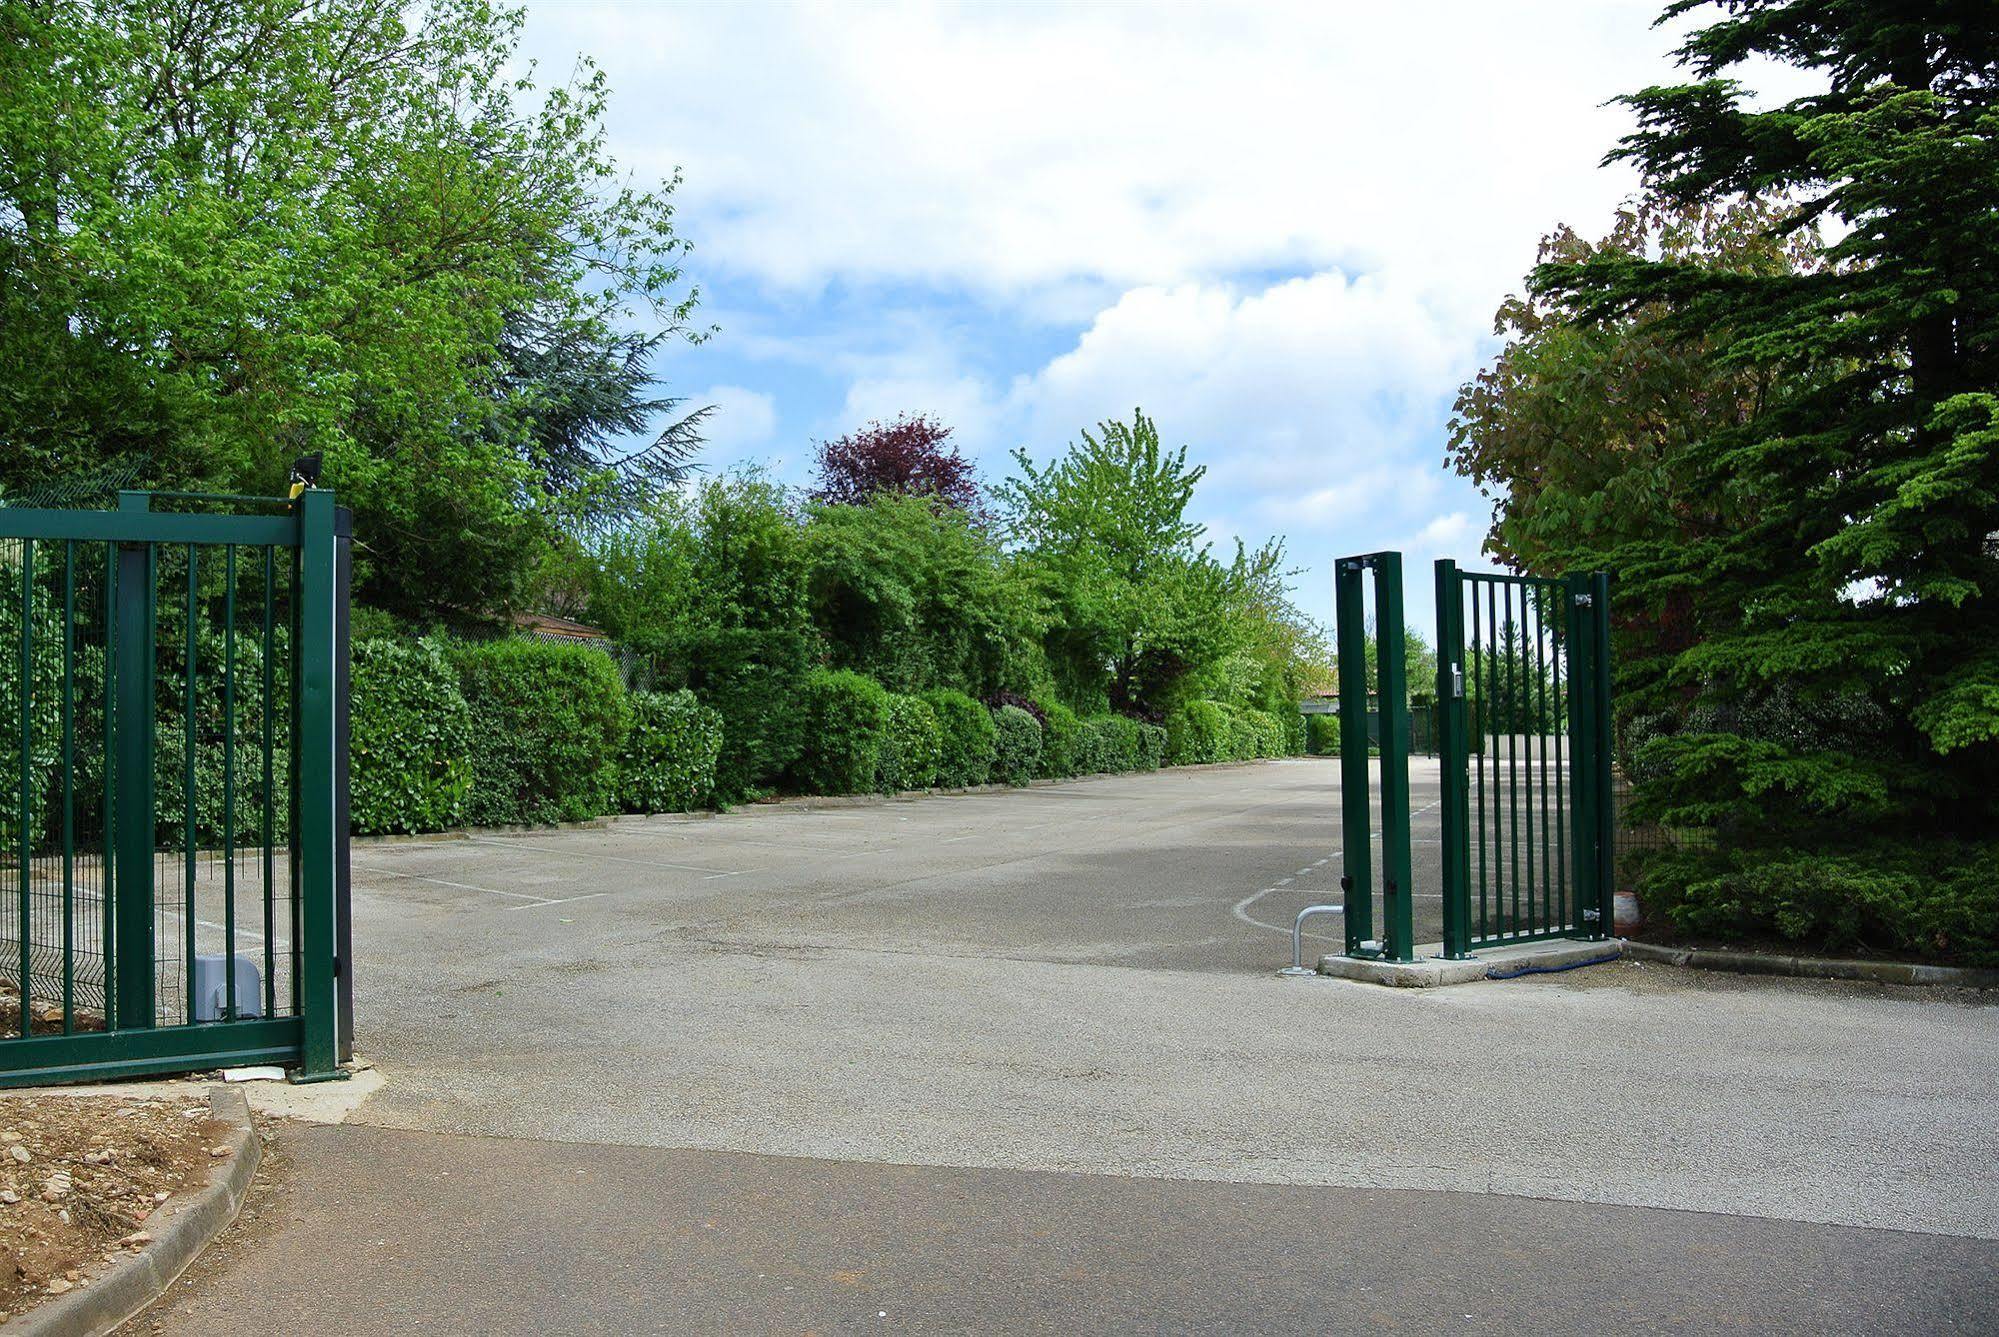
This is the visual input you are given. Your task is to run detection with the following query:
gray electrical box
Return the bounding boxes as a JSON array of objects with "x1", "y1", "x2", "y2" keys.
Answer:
[{"x1": 191, "y1": 953, "x2": 264, "y2": 1022}]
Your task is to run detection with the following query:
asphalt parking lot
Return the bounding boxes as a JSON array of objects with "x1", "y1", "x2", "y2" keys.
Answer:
[{"x1": 143, "y1": 759, "x2": 1999, "y2": 1334}]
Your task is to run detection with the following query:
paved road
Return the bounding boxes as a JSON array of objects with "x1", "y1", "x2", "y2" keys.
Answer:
[{"x1": 144, "y1": 759, "x2": 1999, "y2": 1333}]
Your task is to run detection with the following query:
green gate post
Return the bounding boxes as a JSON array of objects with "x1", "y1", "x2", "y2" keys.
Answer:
[
  {"x1": 291, "y1": 490, "x2": 346, "y2": 1083},
  {"x1": 1333, "y1": 558, "x2": 1372, "y2": 955},
  {"x1": 111, "y1": 534, "x2": 156, "y2": 1028},
  {"x1": 1373, "y1": 554, "x2": 1414, "y2": 962},
  {"x1": 1588, "y1": 571, "x2": 1615, "y2": 939},
  {"x1": 1434, "y1": 560, "x2": 1472, "y2": 959},
  {"x1": 1565, "y1": 574, "x2": 1600, "y2": 940}
]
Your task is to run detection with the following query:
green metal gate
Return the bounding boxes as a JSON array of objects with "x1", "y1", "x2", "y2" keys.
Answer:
[
  {"x1": 0, "y1": 489, "x2": 346, "y2": 1086},
  {"x1": 1434, "y1": 560, "x2": 1613, "y2": 958}
]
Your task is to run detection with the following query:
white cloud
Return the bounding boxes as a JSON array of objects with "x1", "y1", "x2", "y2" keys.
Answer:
[{"x1": 694, "y1": 385, "x2": 779, "y2": 465}]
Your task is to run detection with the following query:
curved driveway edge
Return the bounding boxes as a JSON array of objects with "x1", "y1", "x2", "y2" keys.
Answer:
[
  {"x1": 1623, "y1": 939, "x2": 1999, "y2": 989},
  {"x1": 1, "y1": 1086, "x2": 261, "y2": 1337}
]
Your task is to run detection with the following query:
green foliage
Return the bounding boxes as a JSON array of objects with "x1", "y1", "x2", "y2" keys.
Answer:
[
  {"x1": 1306, "y1": 714, "x2": 1341, "y2": 756},
  {"x1": 0, "y1": 557, "x2": 65, "y2": 842},
  {"x1": 990, "y1": 705, "x2": 1043, "y2": 787},
  {"x1": 923, "y1": 689, "x2": 996, "y2": 787},
  {"x1": 1166, "y1": 700, "x2": 1228, "y2": 766},
  {"x1": 1075, "y1": 715, "x2": 1146, "y2": 774},
  {"x1": 350, "y1": 640, "x2": 473, "y2": 835},
  {"x1": 1449, "y1": 3, "x2": 1999, "y2": 958},
  {"x1": 1642, "y1": 844, "x2": 1999, "y2": 967},
  {"x1": 1035, "y1": 699, "x2": 1080, "y2": 778},
  {"x1": 1242, "y1": 708, "x2": 1287, "y2": 758},
  {"x1": 1134, "y1": 721, "x2": 1168, "y2": 771},
  {"x1": 876, "y1": 694, "x2": 943, "y2": 792},
  {"x1": 1281, "y1": 710, "x2": 1306, "y2": 756},
  {"x1": 803, "y1": 494, "x2": 1044, "y2": 697},
  {"x1": 617, "y1": 689, "x2": 722, "y2": 814},
  {"x1": 453, "y1": 639, "x2": 631, "y2": 825},
  {"x1": 792, "y1": 669, "x2": 893, "y2": 795},
  {"x1": 0, "y1": 0, "x2": 704, "y2": 620}
]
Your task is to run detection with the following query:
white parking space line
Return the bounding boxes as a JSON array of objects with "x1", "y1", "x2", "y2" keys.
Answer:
[
  {"x1": 354, "y1": 863, "x2": 549, "y2": 902},
  {"x1": 465, "y1": 837, "x2": 740, "y2": 878}
]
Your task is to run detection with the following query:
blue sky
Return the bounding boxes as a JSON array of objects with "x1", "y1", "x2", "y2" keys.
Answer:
[{"x1": 513, "y1": 1, "x2": 1698, "y2": 633}]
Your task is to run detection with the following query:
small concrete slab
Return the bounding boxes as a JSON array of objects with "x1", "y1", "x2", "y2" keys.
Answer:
[{"x1": 1315, "y1": 937, "x2": 1623, "y2": 987}]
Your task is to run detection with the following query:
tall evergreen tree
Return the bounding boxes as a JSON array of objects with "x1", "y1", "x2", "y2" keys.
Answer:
[{"x1": 1525, "y1": 1, "x2": 1999, "y2": 958}]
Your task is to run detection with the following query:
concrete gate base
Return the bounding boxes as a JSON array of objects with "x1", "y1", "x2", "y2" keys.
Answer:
[{"x1": 1311, "y1": 938, "x2": 1623, "y2": 988}]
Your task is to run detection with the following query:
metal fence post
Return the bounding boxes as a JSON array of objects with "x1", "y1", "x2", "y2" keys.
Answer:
[
  {"x1": 1590, "y1": 571, "x2": 1615, "y2": 939},
  {"x1": 1435, "y1": 560, "x2": 1472, "y2": 959},
  {"x1": 1565, "y1": 574, "x2": 1599, "y2": 939},
  {"x1": 1373, "y1": 553, "x2": 1414, "y2": 962},
  {"x1": 1334, "y1": 558, "x2": 1372, "y2": 955},
  {"x1": 111, "y1": 540, "x2": 155, "y2": 1027},
  {"x1": 291, "y1": 490, "x2": 345, "y2": 1083},
  {"x1": 333, "y1": 509, "x2": 354, "y2": 1064}
]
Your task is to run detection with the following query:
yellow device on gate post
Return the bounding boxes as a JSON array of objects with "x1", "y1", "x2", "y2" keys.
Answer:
[{"x1": 288, "y1": 451, "x2": 324, "y2": 501}]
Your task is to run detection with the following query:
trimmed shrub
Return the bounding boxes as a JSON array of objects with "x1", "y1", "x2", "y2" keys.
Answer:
[
  {"x1": 1245, "y1": 708, "x2": 1287, "y2": 758},
  {"x1": 1220, "y1": 705, "x2": 1259, "y2": 761},
  {"x1": 991, "y1": 705, "x2": 1043, "y2": 786},
  {"x1": 351, "y1": 639, "x2": 474, "y2": 835},
  {"x1": 1167, "y1": 700, "x2": 1227, "y2": 765},
  {"x1": 1135, "y1": 721, "x2": 1168, "y2": 771},
  {"x1": 876, "y1": 693, "x2": 943, "y2": 792},
  {"x1": 454, "y1": 639, "x2": 632, "y2": 826},
  {"x1": 1076, "y1": 714, "x2": 1142, "y2": 773},
  {"x1": 924, "y1": 688, "x2": 996, "y2": 786},
  {"x1": 1282, "y1": 710, "x2": 1307, "y2": 756},
  {"x1": 1036, "y1": 699, "x2": 1080, "y2": 778},
  {"x1": 618, "y1": 689, "x2": 723, "y2": 813},
  {"x1": 793, "y1": 669, "x2": 893, "y2": 794},
  {"x1": 1306, "y1": 714, "x2": 1340, "y2": 755}
]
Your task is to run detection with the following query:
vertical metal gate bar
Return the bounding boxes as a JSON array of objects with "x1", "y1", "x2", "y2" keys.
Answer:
[
  {"x1": 1334, "y1": 558, "x2": 1372, "y2": 955},
  {"x1": 61, "y1": 543, "x2": 75, "y2": 1032},
  {"x1": 1483, "y1": 578, "x2": 1497, "y2": 940},
  {"x1": 113, "y1": 541, "x2": 155, "y2": 1027},
  {"x1": 1533, "y1": 588, "x2": 1552, "y2": 933},
  {"x1": 17, "y1": 540, "x2": 33, "y2": 1036},
  {"x1": 1498, "y1": 582, "x2": 1514, "y2": 936},
  {"x1": 1468, "y1": 575, "x2": 1483, "y2": 948},
  {"x1": 1566, "y1": 574, "x2": 1596, "y2": 940},
  {"x1": 184, "y1": 547, "x2": 198, "y2": 1025},
  {"x1": 288, "y1": 542, "x2": 302, "y2": 1016},
  {"x1": 1374, "y1": 553, "x2": 1413, "y2": 962},
  {"x1": 1554, "y1": 607, "x2": 1568, "y2": 932},
  {"x1": 293, "y1": 489, "x2": 342, "y2": 1080},
  {"x1": 1520, "y1": 585, "x2": 1538, "y2": 934},
  {"x1": 1435, "y1": 560, "x2": 1470, "y2": 959},
  {"x1": 1590, "y1": 571, "x2": 1615, "y2": 938},
  {"x1": 223, "y1": 545, "x2": 236, "y2": 1021},
  {"x1": 262, "y1": 546, "x2": 276, "y2": 1018},
  {"x1": 102, "y1": 543, "x2": 116, "y2": 1031}
]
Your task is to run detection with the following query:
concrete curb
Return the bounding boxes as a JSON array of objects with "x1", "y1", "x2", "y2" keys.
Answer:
[
  {"x1": 3, "y1": 1086, "x2": 261, "y2": 1337},
  {"x1": 1312, "y1": 938, "x2": 1624, "y2": 988},
  {"x1": 1622, "y1": 940, "x2": 1999, "y2": 989}
]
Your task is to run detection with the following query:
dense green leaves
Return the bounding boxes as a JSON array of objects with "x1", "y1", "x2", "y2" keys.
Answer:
[
  {"x1": 792, "y1": 669, "x2": 893, "y2": 795},
  {"x1": 617, "y1": 690, "x2": 723, "y2": 814},
  {"x1": 350, "y1": 641, "x2": 474, "y2": 835},
  {"x1": 454, "y1": 639, "x2": 631, "y2": 825},
  {"x1": 923, "y1": 689, "x2": 997, "y2": 788},
  {"x1": 990, "y1": 705, "x2": 1043, "y2": 786}
]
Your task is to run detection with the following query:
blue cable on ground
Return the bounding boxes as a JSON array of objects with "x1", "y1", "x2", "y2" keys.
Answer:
[{"x1": 1485, "y1": 953, "x2": 1620, "y2": 981}]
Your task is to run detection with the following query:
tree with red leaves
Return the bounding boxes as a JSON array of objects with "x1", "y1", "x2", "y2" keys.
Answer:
[{"x1": 811, "y1": 413, "x2": 985, "y2": 517}]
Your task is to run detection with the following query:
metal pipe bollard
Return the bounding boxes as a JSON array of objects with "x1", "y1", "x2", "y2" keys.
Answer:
[{"x1": 1278, "y1": 904, "x2": 1344, "y2": 976}]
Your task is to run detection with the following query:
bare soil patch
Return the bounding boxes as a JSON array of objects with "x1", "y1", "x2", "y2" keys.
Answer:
[{"x1": 0, "y1": 1094, "x2": 221, "y2": 1323}]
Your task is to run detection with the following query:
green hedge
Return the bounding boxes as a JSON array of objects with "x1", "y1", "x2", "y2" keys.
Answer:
[
  {"x1": 1135, "y1": 721, "x2": 1167, "y2": 771},
  {"x1": 454, "y1": 639, "x2": 631, "y2": 825},
  {"x1": 877, "y1": 693, "x2": 944, "y2": 791},
  {"x1": 793, "y1": 668, "x2": 893, "y2": 795},
  {"x1": 1306, "y1": 713, "x2": 1340, "y2": 755},
  {"x1": 1073, "y1": 715, "x2": 1140, "y2": 773},
  {"x1": 1167, "y1": 700, "x2": 1227, "y2": 765},
  {"x1": 991, "y1": 704, "x2": 1043, "y2": 786},
  {"x1": 350, "y1": 639, "x2": 474, "y2": 835},
  {"x1": 1036, "y1": 699, "x2": 1080, "y2": 778},
  {"x1": 1243, "y1": 708, "x2": 1287, "y2": 758},
  {"x1": 924, "y1": 688, "x2": 996, "y2": 786},
  {"x1": 618, "y1": 689, "x2": 723, "y2": 813},
  {"x1": 1282, "y1": 710, "x2": 1307, "y2": 756}
]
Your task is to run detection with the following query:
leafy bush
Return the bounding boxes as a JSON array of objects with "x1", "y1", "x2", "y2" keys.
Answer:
[
  {"x1": 1166, "y1": 700, "x2": 1226, "y2": 765},
  {"x1": 1306, "y1": 714, "x2": 1340, "y2": 755},
  {"x1": 1281, "y1": 710, "x2": 1307, "y2": 756},
  {"x1": 1077, "y1": 715, "x2": 1142, "y2": 773},
  {"x1": 1135, "y1": 721, "x2": 1168, "y2": 771},
  {"x1": 351, "y1": 639, "x2": 474, "y2": 834},
  {"x1": 877, "y1": 693, "x2": 943, "y2": 791},
  {"x1": 454, "y1": 639, "x2": 631, "y2": 825},
  {"x1": 990, "y1": 704, "x2": 1043, "y2": 786},
  {"x1": 1244, "y1": 708, "x2": 1287, "y2": 758},
  {"x1": 1036, "y1": 699, "x2": 1080, "y2": 777},
  {"x1": 924, "y1": 688, "x2": 996, "y2": 786},
  {"x1": 1642, "y1": 844, "x2": 1999, "y2": 966},
  {"x1": 618, "y1": 689, "x2": 723, "y2": 813},
  {"x1": 793, "y1": 669, "x2": 893, "y2": 794}
]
